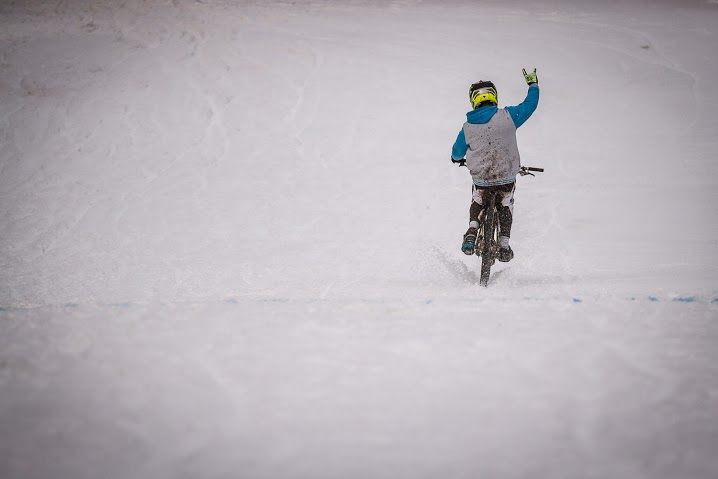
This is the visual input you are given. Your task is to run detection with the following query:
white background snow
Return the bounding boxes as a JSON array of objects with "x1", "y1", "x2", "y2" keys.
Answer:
[{"x1": 1, "y1": 0, "x2": 717, "y2": 478}]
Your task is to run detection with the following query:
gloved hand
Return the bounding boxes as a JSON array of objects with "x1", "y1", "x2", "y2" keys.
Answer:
[
  {"x1": 452, "y1": 157, "x2": 466, "y2": 167},
  {"x1": 522, "y1": 68, "x2": 538, "y2": 85}
]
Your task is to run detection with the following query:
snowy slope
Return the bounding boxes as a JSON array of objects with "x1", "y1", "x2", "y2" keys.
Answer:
[{"x1": 1, "y1": 1, "x2": 717, "y2": 478}]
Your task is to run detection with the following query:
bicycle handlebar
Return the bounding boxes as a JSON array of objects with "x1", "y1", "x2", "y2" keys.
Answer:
[
  {"x1": 454, "y1": 160, "x2": 544, "y2": 175},
  {"x1": 519, "y1": 166, "x2": 544, "y2": 176}
]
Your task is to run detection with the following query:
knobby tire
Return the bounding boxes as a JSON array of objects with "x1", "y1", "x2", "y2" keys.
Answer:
[{"x1": 479, "y1": 194, "x2": 496, "y2": 287}]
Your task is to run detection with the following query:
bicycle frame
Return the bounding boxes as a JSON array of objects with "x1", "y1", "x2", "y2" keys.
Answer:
[{"x1": 475, "y1": 166, "x2": 543, "y2": 287}]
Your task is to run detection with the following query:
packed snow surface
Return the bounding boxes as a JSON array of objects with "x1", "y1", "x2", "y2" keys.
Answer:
[{"x1": 1, "y1": 1, "x2": 717, "y2": 478}]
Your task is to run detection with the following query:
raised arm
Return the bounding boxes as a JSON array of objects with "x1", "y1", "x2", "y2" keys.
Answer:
[{"x1": 506, "y1": 68, "x2": 540, "y2": 128}]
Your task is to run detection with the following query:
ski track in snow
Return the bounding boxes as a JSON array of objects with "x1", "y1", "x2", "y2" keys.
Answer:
[
  {"x1": 1, "y1": 1, "x2": 717, "y2": 478},
  {"x1": 545, "y1": 14, "x2": 702, "y2": 131}
]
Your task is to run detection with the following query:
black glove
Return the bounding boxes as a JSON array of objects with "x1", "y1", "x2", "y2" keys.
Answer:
[{"x1": 452, "y1": 157, "x2": 466, "y2": 167}]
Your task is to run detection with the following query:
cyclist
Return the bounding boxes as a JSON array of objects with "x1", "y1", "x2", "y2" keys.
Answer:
[{"x1": 451, "y1": 69, "x2": 540, "y2": 262}]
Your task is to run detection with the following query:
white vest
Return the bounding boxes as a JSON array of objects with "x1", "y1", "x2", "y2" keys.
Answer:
[{"x1": 462, "y1": 109, "x2": 521, "y2": 186}]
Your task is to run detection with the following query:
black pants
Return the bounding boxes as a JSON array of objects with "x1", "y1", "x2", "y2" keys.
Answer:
[{"x1": 469, "y1": 182, "x2": 515, "y2": 238}]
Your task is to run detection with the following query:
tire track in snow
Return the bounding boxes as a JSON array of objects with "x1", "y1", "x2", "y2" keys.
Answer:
[
  {"x1": 275, "y1": 36, "x2": 325, "y2": 167},
  {"x1": 544, "y1": 15, "x2": 700, "y2": 131}
]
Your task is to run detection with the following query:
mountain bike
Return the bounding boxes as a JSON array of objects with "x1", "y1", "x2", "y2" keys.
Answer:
[{"x1": 477, "y1": 166, "x2": 543, "y2": 287}]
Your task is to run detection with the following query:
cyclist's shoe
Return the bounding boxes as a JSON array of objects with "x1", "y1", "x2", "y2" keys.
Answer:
[
  {"x1": 461, "y1": 227, "x2": 478, "y2": 255},
  {"x1": 497, "y1": 245, "x2": 514, "y2": 262}
]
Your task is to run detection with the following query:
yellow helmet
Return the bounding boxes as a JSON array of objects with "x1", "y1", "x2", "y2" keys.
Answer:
[{"x1": 469, "y1": 81, "x2": 498, "y2": 109}]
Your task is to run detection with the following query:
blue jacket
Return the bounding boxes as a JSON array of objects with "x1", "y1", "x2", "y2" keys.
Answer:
[{"x1": 452, "y1": 84, "x2": 539, "y2": 161}]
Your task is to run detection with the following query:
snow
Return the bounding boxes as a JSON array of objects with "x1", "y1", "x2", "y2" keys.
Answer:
[{"x1": 1, "y1": 0, "x2": 717, "y2": 478}]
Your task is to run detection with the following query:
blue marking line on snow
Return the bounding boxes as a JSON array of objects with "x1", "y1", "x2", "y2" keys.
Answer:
[
  {"x1": 64, "y1": 303, "x2": 79, "y2": 308},
  {"x1": 425, "y1": 299, "x2": 433, "y2": 304},
  {"x1": 671, "y1": 296, "x2": 718, "y2": 304},
  {"x1": 573, "y1": 298, "x2": 582, "y2": 303},
  {"x1": 621, "y1": 296, "x2": 718, "y2": 304},
  {"x1": 226, "y1": 298, "x2": 239, "y2": 304}
]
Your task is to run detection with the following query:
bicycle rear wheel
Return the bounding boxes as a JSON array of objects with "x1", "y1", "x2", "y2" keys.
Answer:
[{"x1": 479, "y1": 197, "x2": 497, "y2": 287}]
